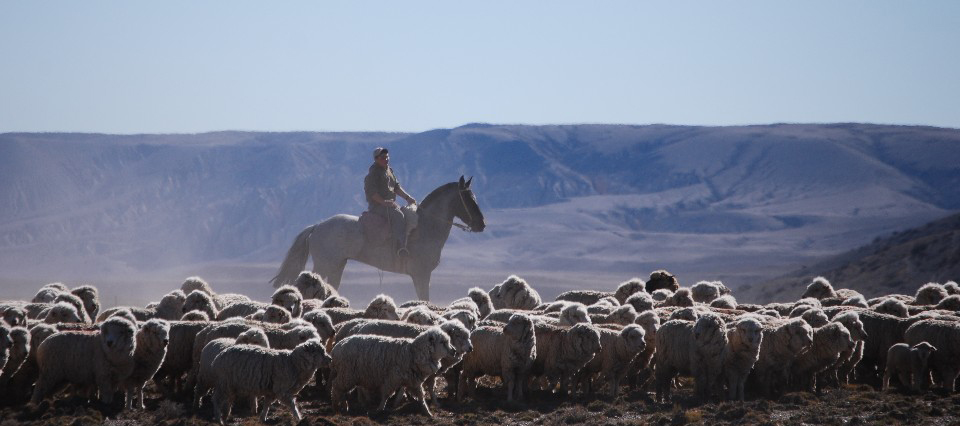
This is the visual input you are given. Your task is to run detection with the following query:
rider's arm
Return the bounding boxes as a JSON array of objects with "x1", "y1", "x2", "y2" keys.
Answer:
[
  {"x1": 370, "y1": 192, "x2": 393, "y2": 206},
  {"x1": 394, "y1": 185, "x2": 416, "y2": 205}
]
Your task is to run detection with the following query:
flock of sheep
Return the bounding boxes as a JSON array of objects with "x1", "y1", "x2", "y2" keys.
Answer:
[{"x1": 1, "y1": 271, "x2": 959, "y2": 423}]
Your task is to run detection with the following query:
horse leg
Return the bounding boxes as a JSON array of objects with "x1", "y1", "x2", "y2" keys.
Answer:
[
  {"x1": 411, "y1": 271, "x2": 432, "y2": 301},
  {"x1": 314, "y1": 258, "x2": 348, "y2": 290}
]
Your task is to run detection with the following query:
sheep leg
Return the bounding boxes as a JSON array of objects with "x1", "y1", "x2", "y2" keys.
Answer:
[
  {"x1": 138, "y1": 386, "x2": 146, "y2": 410},
  {"x1": 610, "y1": 376, "x2": 621, "y2": 398},
  {"x1": 259, "y1": 398, "x2": 274, "y2": 422},
  {"x1": 456, "y1": 372, "x2": 470, "y2": 402},
  {"x1": 408, "y1": 384, "x2": 432, "y2": 417},
  {"x1": 285, "y1": 397, "x2": 301, "y2": 422}
]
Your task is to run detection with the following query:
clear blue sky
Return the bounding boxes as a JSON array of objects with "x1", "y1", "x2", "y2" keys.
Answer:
[{"x1": 1, "y1": 1, "x2": 958, "y2": 134}]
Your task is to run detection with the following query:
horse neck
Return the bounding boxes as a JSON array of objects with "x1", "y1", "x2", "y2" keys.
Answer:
[{"x1": 418, "y1": 192, "x2": 458, "y2": 243}]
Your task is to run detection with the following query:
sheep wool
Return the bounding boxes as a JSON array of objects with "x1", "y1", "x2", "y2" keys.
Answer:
[
  {"x1": 183, "y1": 290, "x2": 219, "y2": 320},
  {"x1": 442, "y1": 309, "x2": 478, "y2": 330},
  {"x1": 655, "y1": 314, "x2": 728, "y2": 402},
  {"x1": 458, "y1": 314, "x2": 537, "y2": 402},
  {"x1": 904, "y1": 319, "x2": 960, "y2": 391},
  {"x1": 884, "y1": 342, "x2": 937, "y2": 392},
  {"x1": 193, "y1": 328, "x2": 270, "y2": 410},
  {"x1": 489, "y1": 275, "x2": 542, "y2": 310},
  {"x1": 915, "y1": 283, "x2": 948, "y2": 306},
  {"x1": 530, "y1": 322, "x2": 602, "y2": 396},
  {"x1": 212, "y1": 339, "x2": 331, "y2": 423},
  {"x1": 0, "y1": 327, "x2": 28, "y2": 384},
  {"x1": 749, "y1": 318, "x2": 813, "y2": 397},
  {"x1": 293, "y1": 270, "x2": 338, "y2": 300},
  {"x1": 31, "y1": 317, "x2": 138, "y2": 405},
  {"x1": 802, "y1": 276, "x2": 838, "y2": 300},
  {"x1": 791, "y1": 322, "x2": 855, "y2": 392},
  {"x1": 272, "y1": 285, "x2": 304, "y2": 318},
  {"x1": 71, "y1": 285, "x2": 101, "y2": 322},
  {"x1": 614, "y1": 278, "x2": 646, "y2": 304},
  {"x1": 723, "y1": 317, "x2": 763, "y2": 401},
  {"x1": 125, "y1": 319, "x2": 171, "y2": 410},
  {"x1": 874, "y1": 298, "x2": 910, "y2": 318},
  {"x1": 323, "y1": 294, "x2": 400, "y2": 325},
  {"x1": 330, "y1": 328, "x2": 454, "y2": 417},
  {"x1": 555, "y1": 290, "x2": 612, "y2": 306},
  {"x1": 625, "y1": 291, "x2": 655, "y2": 313},
  {"x1": 576, "y1": 324, "x2": 646, "y2": 397},
  {"x1": 41, "y1": 302, "x2": 84, "y2": 325},
  {"x1": 1, "y1": 306, "x2": 26, "y2": 327}
]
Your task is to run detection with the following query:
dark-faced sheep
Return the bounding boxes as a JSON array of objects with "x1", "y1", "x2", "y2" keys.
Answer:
[{"x1": 646, "y1": 270, "x2": 680, "y2": 294}]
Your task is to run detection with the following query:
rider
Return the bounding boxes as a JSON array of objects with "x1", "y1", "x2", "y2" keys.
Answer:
[{"x1": 364, "y1": 147, "x2": 417, "y2": 256}]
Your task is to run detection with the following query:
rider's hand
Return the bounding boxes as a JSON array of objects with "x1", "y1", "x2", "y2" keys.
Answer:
[
  {"x1": 407, "y1": 197, "x2": 417, "y2": 205},
  {"x1": 383, "y1": 200, "x2": 397, "y2": 208}
]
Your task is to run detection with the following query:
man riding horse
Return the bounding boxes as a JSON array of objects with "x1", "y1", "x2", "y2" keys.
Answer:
[{"x1": 364, "y1": 147, "x2": 417, "y2": 257}]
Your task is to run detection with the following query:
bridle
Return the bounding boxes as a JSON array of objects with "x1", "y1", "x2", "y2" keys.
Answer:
[{"x1": 419, "y1": 187, "x2": 478, "y2": 232}]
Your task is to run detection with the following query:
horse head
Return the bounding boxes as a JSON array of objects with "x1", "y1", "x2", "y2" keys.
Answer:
[{"x1": 457, "y1": 175, "x2": 486, "y2": 232}]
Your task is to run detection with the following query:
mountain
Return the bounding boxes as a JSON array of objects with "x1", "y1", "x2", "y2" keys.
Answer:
[
  {"x1": 738, "y1": 212, "x2": 960, "y2": 303},
  {"x1": 1, "y1": 123, "x2": 958, "y2": 305}
]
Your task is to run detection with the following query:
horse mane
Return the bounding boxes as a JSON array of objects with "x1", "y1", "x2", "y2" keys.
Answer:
[{"x1": 420, "y1": 182, "x2": 459, "y2": 210}]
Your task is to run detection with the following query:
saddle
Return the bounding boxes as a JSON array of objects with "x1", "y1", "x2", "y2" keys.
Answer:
[{"x1": 359, "y1": 205, "x2": 419, "y2": 246}]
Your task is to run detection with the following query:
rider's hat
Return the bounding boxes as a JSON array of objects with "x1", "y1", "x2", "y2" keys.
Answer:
[{"x1": 373, "y1": 147, "x2": 389, "y2": 159}]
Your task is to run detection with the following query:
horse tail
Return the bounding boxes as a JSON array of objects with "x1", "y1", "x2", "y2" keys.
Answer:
[{"x1": 270, "y1": 224, "x2": 316, "y2": 288}]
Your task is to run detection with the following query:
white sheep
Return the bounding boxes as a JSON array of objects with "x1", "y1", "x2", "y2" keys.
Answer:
[
  {"x1": 748, "y1": 317, "x2": 814, "y2": 397},
  {"x1": 575, "y1": 324, "x2": 646, "y2": 397},
  {"x1": 654, "y1": 314, "x2": 728, "y2": 402},
  {"x1": 883, "y1": 342, "x2": 937, "y2": 392},
  {"x1": 322, "y1": 294, "x2": 400, "y2": 325},
  {"x1": 32, "y1": 283, "x2": 67, "y2": 303},
  {"x1": 40, "y1": 301, "x2": 84, "y2": 324},
  {"x1": 330, "y1": 328, "x2": 454, "y2": 416},
  {"x1": 628, "y1": 310, "x2": 660, "y2": 391},
  {"x1": 246, "y1": 305, "x2": 293, "y2": 324},
  {"x1": 823, "y1": 311, "x2": 868, "y2": 386},
  {"x1": 691, "y1": 281, "x2": 724, "y2": 304},
  {"x1": 445, "y1": 298, "x2": 480, "y2": 319},
  {"x1": 801, "y1": 276, "x2": 837, "y2": 300},
  {"x1": 466, "y1": 287, "x2": 494, "y2": 318},
  {"x1": 441, "y1": 309, "x2": 478, "y2": 330},
  {"x1": 489, "y1": 275, "x2": 542, "y2": 310},
  {"x1": 458, "y1": 314, "x2": 537, "y2": 402},
  {"x1": 183, "y1": 290, "x2": 219, "y2": 320},
  {"x1": 614, "y1": 278, "x2": 647, "y2": 304},
  {"x1": 874, "y1": 298, "x2": 910, "y2": 318},
  {"x1": 1, "y1": 306, "x2": 26, "y2": 327},
  {"x1": 650, "y1": 289, "x2": 673, "y2": 303},
  {"x1": 212, "y1": 339, "x2": 331, "y2": 423},
  {"x1": 0, "y1": 325, "x2": 11, "y2": 374},
  {"x1": 292, "y1": 270, "x2": 339, "y2": 300},
  {"x1": 555, "y1": 290, "x2": 612, "y2": 306},
  {"x1": 529, "y1": 322, "x2": 602, "y2": 396},
  {"x1": 914, "y1": 283, "x2": 948, "y2": 306},
  {"x1": 301, "y1": 310, "x2": 336, "y2": 342},
  {"x1": 791, "y1": 322, "x2": 855, "y2": 393},
  {"x1": 904, "y1": 319, "x2": 960, "y2": 391},
  {"x1": 711, "y1": 295, "x2": 738, "y2": 310},
  {"x1": 842, "y1": 295, "x2": 869, "y2": 308},
  {"x1": 124, "y1": 319, "x2": 170, "y2": 410},
  {"x1": 70, "y1": 285, "x2": 101, "y2": 323},
  {"x1": 181, "y1": 310, "x2": 211, "y2": 321},
  {"x1": 723, "y1": 317, "x2": 763, "y2": 401},
  {"x1": 402, "y1": 305, "x2": 445, "y2": 326},
  {"x1": 193, "y1": 328, "x2": 270, "y2": 410},
  {"x1": 98, "y1": 289, "x2": 186, "y2": 323},
  {"x1": 0, "y1": 327, "x2": 28, "y2": 385},
  {"x1": 271, "y1": 285, "x2": 304, "y2": 318},
  {"x1": 625, "y1": 291, "x2": 655, "y2": 313},
  {"x1": 31, "y1": 317, "x2": 138, "y2": 405}
]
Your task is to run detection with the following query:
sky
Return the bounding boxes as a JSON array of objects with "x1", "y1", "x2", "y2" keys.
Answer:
[{"x1": 1, "y1": 1, "x2": 958, "y2": 134}]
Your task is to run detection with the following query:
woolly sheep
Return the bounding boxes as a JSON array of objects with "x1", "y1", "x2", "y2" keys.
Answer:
[
  {"x1": 293, "y1": 270, "x2": 338, "y2": 300},
  {"x1": 660, "y1": 288, "x2": 695, "y2": 308},
  {"x1": 614, "y1": 278, "x2": 646, "y2": 304},
  {"x1": 301, "y1": 310, "x2": 336, "y2": 342},
  {"x1": 529, "y1": 322, "x2": 602, "y2": 396},
  {"x1": 212, "y1": 339, "x2": 331, "y2": 423},
  {"x1": 71, "y1": 285, "x2": 101, "y2": 322},
  {"x1": 651, "y1": 289, "x2": 673, "y2": 302},
  {"x1": 915, "y1": 283, "x2": 948, "y2": 306},
  {"x1": 489, "y1": 275, "x2": 542, "y2": 310},
  {"x1": 458, "y1": 314, "x2": 537, "y2": 402},
  {"x1": 555, "y1": 290, "x2": 611, "y2": 306},
  {"x1": 446, "y1": 298, "x2": 480, "y2": 319},
  {"x1": 271, "y1": 285, "x2": 304, "y2": 318},
  {"x1": 944, "y1": 281, "x2": 960, "y2": 296},
  {"x1": 0, "y1": 326, "x2": 10, "y2": 374},
  {"x1": 802, "y1": 276, "x2": 837, "y2": 300},
  {"x1": 181, "y1": 310, "x2": 211, "y2": 321},
  {"x1": 711, "y1": 295, "x2": 738, "y2": 310},
  {"x1": 98, "y1": 289, "x2": 186, "y2": 323},
  {"x1": 2, "y1": 324, "x2": 57, "y2": 402},
  {"x1": 41, "y1": 301, "x2": 84, "y2": 324},
  {"x1": 655, "y1": 313, "x2": 728, "y2": 402},
  {"x1": 125, "y1": 319, "x2": 170, "y2": 410},
  {"x1": 596, "y1": 305, "x2": 638, "y2": 326},
  {"x1": 1, "y1": 306, "x2": 26, "y2": 327},
  {"x1": 749, "y1": 318, "x2": 814, "y2": 397},
  {"x1": 193, "y1": 328, "x2": 270, "y2": 409},
  {"x1": 935, "y1": 295, "x2": 960, "y2": 311},
  {"x1": 213, "y1": 293, "x2": 251, "y2": 311},
  {"x1": 466, "y1": 287, "x2": 494, "y2": 318},
  {"x1": 723, "y1": 317, "x2": 763, "y2": 401},
  {"x1": 247, "y1": 305, "x2": 293, "y2": 324},
  {"x1": 32, "y1": 284, "x2": 65, "y2": 303},
  {"x1": 402, "y1": 306, "x2": 444, "y2": 326},
  {"x1": 625, "y1": 291, "x2": 655, "y2": 313},
  {"x1": 154, "y1": 320, "x2": 214, "y2": 395},
  {"x1": 181, "y1": 276, "x2": 215, "y2": 296},
  {"x1": 791, "y1": 322, "x2": 855, "y2": 392},
  {"x1": 31, "y1": 317, "x2": 138, "y2": 405},
  {"x1": 668, "y1": 307, "x2": 701, "y2": 322},
  {"x1": 217, "y1": 300, "x2": 269, "y2": 320},
  {"x1": 575, "y1": 324, "x2": 645, "y2": 397},
  {"x1": 874, "y1": 298, "x2": 910, "y2": 318},
  {"x1": 322, "y1": 294, "x2": 400, "y2": 325},
  {"x1": 331, "y1": 328, "x2": 454, "y2": 416},
  {"x1": 0, "y1": 327, "x2": 28, "y2": 385},
  {"x1": 843, "y1": 295, "x2": 869, "y2": 308},
  {"x1": 442, "y1": 309, "x2": 478, "y2": 330},
  {"x1": 627, "y1": 310, "x2": 660, "y2": 390},
  {"x1": 904, "y1": 319, "x2": 960, "y2": 391},
  {"x1": 868, "y1": 294, "x2": 914, "y2": 306},
  {"x1": 320, "y1": 295, "x2": 351, "y2": 309},
  {"x1": 558, "y1": 303, "x2": 591, "y2": 326},
  {"x1": 827, "y1": 311, "x2": 869, "y2": 386},
  {"x1": 183, "y1": 290, "x2": 219, "y2": 320},
  {"x1": 691, "y1": 281, "x2": 724, "y2": 304},
  {"x1": 801, "y1": 309, "x2": 830, "y2": 328},
  {"x1": 883, "y1": 342, "x2": 937, "y2": 392}
]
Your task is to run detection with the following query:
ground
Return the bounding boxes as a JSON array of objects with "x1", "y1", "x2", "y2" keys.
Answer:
[{"x1": 3, "y1": 378, "x2": 959, "y2": 426}]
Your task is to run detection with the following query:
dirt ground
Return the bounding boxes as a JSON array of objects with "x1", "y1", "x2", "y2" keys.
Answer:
[{"x1": 3, "y1": 377, "x2": 959, "y2": 426}]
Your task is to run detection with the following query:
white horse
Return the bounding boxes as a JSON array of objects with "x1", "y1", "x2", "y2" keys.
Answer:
[{"x1": 270, "y1": 176, "x2": 486, "y2": 301}]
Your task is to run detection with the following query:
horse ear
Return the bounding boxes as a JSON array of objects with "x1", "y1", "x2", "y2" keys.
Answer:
[
  {"x1": 458, "y1": 175, "x2": 466, "y2": 187},
  {"x1": 466, "y1": 176, "x2": 473, "y2": 188}
]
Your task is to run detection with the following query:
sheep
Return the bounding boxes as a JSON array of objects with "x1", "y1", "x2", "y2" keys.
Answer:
[
  {"x1": 40, "y1": 301, "x2": 84, "y2": 324},
  {"x1": 614, "y1": 278, "x2": 647, "y2": 304},
  {"x1": 883, "y1": 342, "x2": 937, "y2": 392},
  {"x1": 529, "y1": 322, "x2": 602, "y2": 396},
  {"x1": 874, "y1": 298, "x2": 910, "y2": 318},
  {"x1": 70, "y1": 285, "x2": 101, "y2": 322},
  {"x1": 217, "y1": 300, "x2": 269, "y2": 320},
  {"x1": 0, "y1": 327, "x2": 28, "y2": 384},
  {"x1": 213, "y1": 293, "x2": 251, "y2": 311},
  {"x1": 914, "y1": 283, "x2": 948, "y2": 306},
  {"x1": 559, "y1": 303, "x2": 591, "y2": 326},
  {"x1": 271, "y1": 285, "x2": 304, "y2": 318},
  {"x1": 868, "y1": 294, "x2": 914, "y2": 306},
  {"x1": 668, "y1": 307, "x2": 701, "y2": 322},
  {"x1": 183, "y1": 290, "x2": 219, "y2": 320},
  {"x1": 322, "y1": 294, "x2": 400, "y2": 325},
  {"x1": 843, "y1": 295, "x2": 869, "y2": 308},
  {"x1": 801, "y1": 276, "x2": 838, "y2": 300},
  {"x1": 32, "y1": 283, "x2": 66, "y2": 303},
  {"x1": 627, "y1": 310, "x2": 660, "y2": 390},
  {"x1": 555, "y1": 290, "x2": 611, "y2": 306},
  {"x1": 181, "y1": 310, "x2": 210, "y2": 321},
  {"x1": 791, "y1": 322, "x2": 855, "y2": 393},
  {"x1": 442, "y1": 309, "x2": 478, "y2": 330},
  {"x1": 98, "y1": 290, "x2": 186, "y2": 323},
  {"x1": 402, "y1": 306, "x2": 444, "y2": 326},
  {"x1": 193, "y1": 328, "x2": 270, "y2": 410},
  {"x1": 466, "y1": 287, "x2": 494, "y2": 319},
  {"x1": 153, "y1": 320, "x2": 215, "y2": 395},
  {"x1": 1, "y1": 324, "x2": 57, "y2": 402},
  {"x1": 292, "y1": 270, "x2": 338, "y2": 300},
  {"x1": 800, "y1": 309, "x2": 830, "y2": 328},
  {"x1": 646, "y1": 269, "x2": 680, "y2": 294},
  {"x1": 904, "y1": 319, "x2": 960, "y2": 391},
  {"x1": 749, "y1": 317, "x2": 814, "y2": 397},
  {"x1": 710, "y1": 295, "x2": 738, "y2": 310},
  {"x1": 944, "y1": 281, "x2": 960, "y2": 296},
  {"x1": 301, "y1": 310, "x2": 336, "y2": 342},
  {"x1": 692, "y1": 281, "x2": 724, "y2": 304},
  {"x1": 575, "y1": 324, "x2": 645, "y2": 397},
  {"x1": 651, "y1": 289, "x2": 673, "y2": 302},
  {"x1": 124, "y1": 319, "x2": 170, "y2": 410},
  {"x1": 212, "y1": 339, "x2": 331, "y2": 423},
  {"x1": 489, "y1": 275, "x2": 542, "y2": 310},
  {"x1": 625, "y1": 291, "x2": 655, "y2": 313},
  {"x1": 659, "y1": 288, "x2": 695, "y2": 308},
  {"x1": 458, "y1": 314, "x2": 537, "y2": 402},
  {"x1": 723, "y1": 317, "x2": 763, "y2": 401},
  {"x1": 247, "y1": 305, "x2": 293, "y2": 324},
  {"x1": 1, "y1": 306, "x2": 26, "y2": 327},
  {"x1": 31, "y1": 317, "x2": 138, "y2": 405},
  {"x1": 826, "y1": 311, "x2": 869, "y2": 386},
  {"x1": 595, "y1": 305, "x2": 638, "y2": 326},
  {"x1": 935, "y1": 295, "x2": 960, "y2": 311},
  {"x1": 181, "y1": 276, "x2": 215, "y2": 296},
  {"x1": 654, "y1": 313, "x2": 728, "y2": 402},
  {"x1": 330, "y1": 328, "x2": 454, "y2": 416}
]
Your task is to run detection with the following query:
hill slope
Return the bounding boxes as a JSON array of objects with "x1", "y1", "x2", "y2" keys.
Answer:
[{"x1": 739, "y1": 212, "x2": 960, "y2": 303}]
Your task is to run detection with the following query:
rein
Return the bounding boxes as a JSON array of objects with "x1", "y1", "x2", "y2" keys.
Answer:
[{"x1": 419, "y1": 188, "x2": 476, "y2": 232}]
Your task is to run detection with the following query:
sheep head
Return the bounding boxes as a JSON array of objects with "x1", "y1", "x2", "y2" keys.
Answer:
[
  {"x1": 366, "y1": 294, "x2": 399, "y2": 320},
  {"x1": 100, "y1": 316, "x2": 137, "y2": 358}
]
